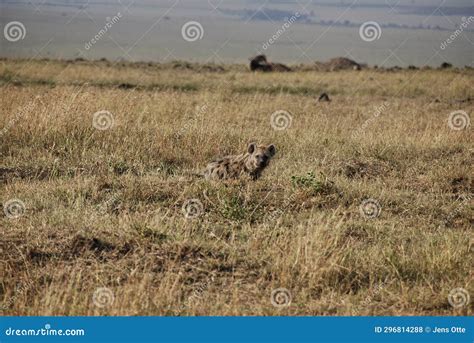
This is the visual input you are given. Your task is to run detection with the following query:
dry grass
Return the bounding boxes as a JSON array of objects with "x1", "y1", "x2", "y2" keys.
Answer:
[{"x1": 0, "y1": 58, "x2": 472, "y2": 316}]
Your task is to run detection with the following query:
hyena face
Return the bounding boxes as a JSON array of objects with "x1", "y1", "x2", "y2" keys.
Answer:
[
  {"x1": 204, "y1": 143, "x2": 276, "y2": 180},
  {"x1": 246, "y1": 143, "x2": 276, "y2": 173}
]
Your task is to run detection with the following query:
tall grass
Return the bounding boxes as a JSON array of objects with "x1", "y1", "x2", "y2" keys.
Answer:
[{"x1": 0, "y1": 59, "x2": 472, "y2": 315}]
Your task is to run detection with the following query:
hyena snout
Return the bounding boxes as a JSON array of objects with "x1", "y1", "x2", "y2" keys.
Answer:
[{"x1": 256, "y1": 154, "x2": 269, "y2": 168}]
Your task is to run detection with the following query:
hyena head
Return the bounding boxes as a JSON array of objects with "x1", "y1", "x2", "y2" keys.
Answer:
[{"x1": 245, "y1": 142, "x2": 276, "y2": 174}]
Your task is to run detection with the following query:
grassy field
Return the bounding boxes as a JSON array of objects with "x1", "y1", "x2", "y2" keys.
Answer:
[{"x1": 0, "y1": 58, "x2": 472, "y2": 316}]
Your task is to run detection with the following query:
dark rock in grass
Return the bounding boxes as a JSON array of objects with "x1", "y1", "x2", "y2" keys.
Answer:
[
  {"x1": 440, "y1": 62, "x2": 452, "y2": 69},
  {"x1": 318, "y1": 93, "x2": 331, "y2": 102},
  {"x1": 118, "y1": 83, "x2": 136, "y2": 90},
  {"x1": 249, "y1": 55, "x2": 291, "y2": 72}
]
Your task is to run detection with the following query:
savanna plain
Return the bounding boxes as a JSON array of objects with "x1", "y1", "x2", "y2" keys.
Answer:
[{"x1": 0, "y1": 58, "x2": 472, "y2": 316}]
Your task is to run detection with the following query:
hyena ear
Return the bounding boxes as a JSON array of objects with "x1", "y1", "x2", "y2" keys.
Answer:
[
  {"x1": 267, "y1": 144, "x2": 276, "y2": 156},
  {"x1": 247, "y1": 142, "x2": 257, "y2": 154}
]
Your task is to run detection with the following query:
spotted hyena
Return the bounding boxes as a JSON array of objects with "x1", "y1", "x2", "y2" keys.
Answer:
[{"x1": 204, "y1": 143, "x2": 276, "y2": 180}]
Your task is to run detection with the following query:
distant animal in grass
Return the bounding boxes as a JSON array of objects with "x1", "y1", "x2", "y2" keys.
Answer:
[
  {"x1": 249, "y1": 55, "x2": 291, "y2": 72},
  {"x1": 204, "y1": 143, "x2": 276, "y2": 180},
  {"x1": 318, "y1": 93, "x2": 331, "y2": 102}
]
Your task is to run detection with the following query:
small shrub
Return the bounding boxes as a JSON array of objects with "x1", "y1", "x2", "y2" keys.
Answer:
[
  {"x1": 220, "y1": 195, "x2": 248, "y2": 221},
  {"x1": 291, "y1": 171, "x2": 336, "y2": 195}
]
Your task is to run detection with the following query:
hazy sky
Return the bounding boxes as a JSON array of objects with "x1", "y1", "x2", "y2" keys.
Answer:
[{"x1": 1, "y1": 0, "x2": 473, "y2": 66}]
